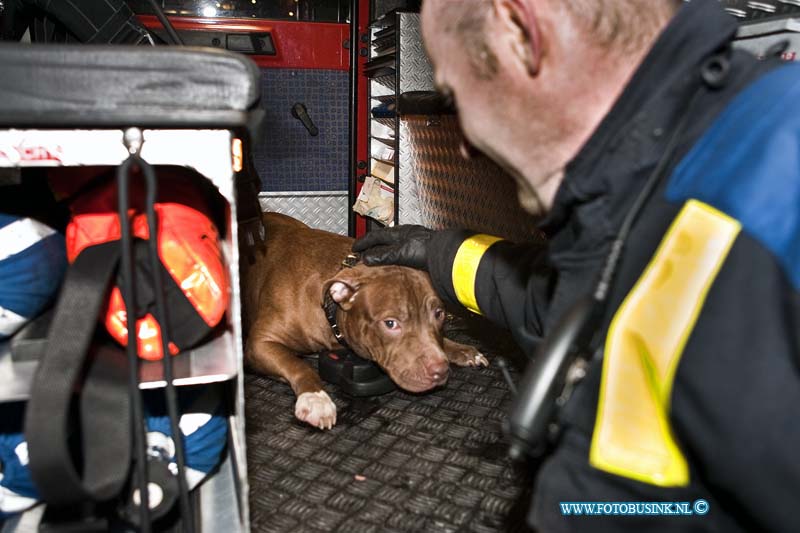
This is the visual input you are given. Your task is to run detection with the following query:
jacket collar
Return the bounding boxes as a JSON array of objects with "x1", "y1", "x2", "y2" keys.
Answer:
[{"x1": 540, "y1": 0, "x2": 739, "y2": 243}]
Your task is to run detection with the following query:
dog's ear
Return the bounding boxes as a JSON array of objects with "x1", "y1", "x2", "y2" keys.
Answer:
[{"x1": 322, "y1": 275, "x2": 361, "y2": 311}]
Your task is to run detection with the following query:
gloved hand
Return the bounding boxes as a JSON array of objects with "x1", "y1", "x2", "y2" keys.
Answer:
[{"x1": 352, "y1": 225, "x2": 434, "y2": 270}]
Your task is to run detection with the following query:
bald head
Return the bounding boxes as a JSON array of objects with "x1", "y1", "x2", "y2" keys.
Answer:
[
  {"x1": 429, "y1": 0, "x2": 681, "y2": 73},
  {"x1": 562, "y1": 0, "x2": 683, "y2": 51},
  {"x1": 434, "y1": 0, "x2": 498, "y2": 80},
  {"x1": 421, "y1": 0, "x2": 681, "y2": 215}
]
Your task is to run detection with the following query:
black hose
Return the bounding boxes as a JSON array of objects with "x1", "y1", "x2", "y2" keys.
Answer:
[
  {"x1": 137, "y1": 156, "x2": 194, "y2": 532},
  {"x1": 143, "y1": 0, "x2": 183, "y2": 45},
  {"x1": 116, "y1": 156, "x2": 152, "y2": 533},
  {"x1": 593, "y1": 88, "x2": 702, "y2": 303},
  {"x1": 347, "y1": 0, "x2": 359, "y2": 237}
]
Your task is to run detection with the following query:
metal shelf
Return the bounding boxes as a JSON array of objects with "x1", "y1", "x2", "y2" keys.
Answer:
[
  {"x1": 371, "y1": 157, "x2": 395, "y2": 167},
  {"x1": 365, "y1": 54, "x2": 396, "y2": 72},
  {"x1": 196, "y1": 445, "x2": 246, "y2": 532},
  {"x1": 719, "y1": 0, "x2": 800, "y2": 23},
  {"x1": 371, "y1": 135, "x2": 397, "y2": 147},
  {"x1": 0, "y1": 95, "x2": 249, "y2": 531},
  {"x1": 0, "y1": 440, "x2": 245, "y2": 533},
  {"x1": 366, "y1": 70, "x2": 397, "y2": 91},
  {"x1": 372, "y1": 116, "x2": 396, "y2": 128},
  {"x1": 0, "y1": 328, "x2": 239, "y2": 403},
  {"x1": 369, "y1": 11, "x2": 399, "y2": 29},
  {"x1": 371, "y1": 94, "x2": 396, "y2": 103},
  {"x1": 373, "y1": 24, "x2": 397, "y2": 38},
  {"x1": 372, "y1": 34, "x2": 396, "y2": 52}
]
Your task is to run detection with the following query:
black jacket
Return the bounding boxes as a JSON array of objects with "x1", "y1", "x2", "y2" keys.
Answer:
[{"x1": 427, "y1": 1, "x2": 800, "y2": 531}]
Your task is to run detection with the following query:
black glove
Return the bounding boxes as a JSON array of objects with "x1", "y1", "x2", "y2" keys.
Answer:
[{"x1": 352, "y1": 225, "x2": 434, "y2": 270}]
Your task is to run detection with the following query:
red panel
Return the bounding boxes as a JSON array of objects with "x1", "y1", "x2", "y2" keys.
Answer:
[
  {"x1": 138, "y1": 15, "x2": 349, "y2": 70},
  {"x1": 141, "y1": 9, "x2": 369, "y2": 236},
  {"x1": 354, "y1": 0, "x2": 370, "y2": 238}
]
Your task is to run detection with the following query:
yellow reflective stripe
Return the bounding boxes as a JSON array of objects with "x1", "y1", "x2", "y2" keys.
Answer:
[
  {"x1": 452, "y1": 234, "x2": 503, "y2": 315},
  {"x1": 590, "y1": 200, "x2": 741, "y2": 487}
]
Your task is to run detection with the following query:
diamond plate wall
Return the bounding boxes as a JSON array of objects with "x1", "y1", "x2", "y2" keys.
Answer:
[
  {"x1": 398, "y1": 13, "x2": 434, "y2": 95},
  {"x1": 398, "y1": 116, "x2": 542, "y2": 243},
  {"x1": 253, "y1": 69, "x2": 349, "y2": 192},
  {"x1": 717, "y1": 0, "x2": 800, "y2": 23},
  {"x1": 735, "y1": 25, "x2": 800, "y2": 60},
  {"x1": 372, "y1": 0, "x2": 422, "y2": 20},
  {"x1": 260, "y1": 192, "x2": 348, "y2": 235}
]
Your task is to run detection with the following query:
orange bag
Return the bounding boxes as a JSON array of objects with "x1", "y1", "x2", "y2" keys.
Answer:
[{"x1": 63, "y1": 169, "x2": 229, "y2": 360}]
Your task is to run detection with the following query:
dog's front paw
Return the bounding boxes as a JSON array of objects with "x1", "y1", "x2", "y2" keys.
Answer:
[
  {"x1": 295, "y1": 390, "x2": 337, "y2": 430},
  {"x1": 445, "y1": 341, "x2": 489, "y2": 368}
]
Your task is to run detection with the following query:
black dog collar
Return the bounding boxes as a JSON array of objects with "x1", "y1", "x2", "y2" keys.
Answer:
[{"x1": 322, "y1": 253, "x2": 360, "y2": 349}]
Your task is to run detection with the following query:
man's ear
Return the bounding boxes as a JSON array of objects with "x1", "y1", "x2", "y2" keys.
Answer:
[
  {"x1": 322, "y1": 276, "x2": 360, "y2": 311},
  {"x1": 493, "y1": 0, "x2": 541, "y2": 77}
]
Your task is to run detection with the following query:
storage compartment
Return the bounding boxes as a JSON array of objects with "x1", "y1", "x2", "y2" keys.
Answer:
[{"x1": 0, "y1": 43, "x2": 257, "y2": 531}]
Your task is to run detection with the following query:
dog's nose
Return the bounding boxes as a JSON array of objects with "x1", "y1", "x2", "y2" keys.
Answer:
[{"x1": 425, "y1": 358, "x2": 449, "y2": 381}]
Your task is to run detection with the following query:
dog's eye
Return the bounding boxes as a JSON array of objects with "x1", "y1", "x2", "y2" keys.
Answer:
[
  {"x1": 434, "y1": 308, "x2": 445, "y2": 321},
  {"x1": 383, "y1": 319, "x2": 399, "y2": 330}
]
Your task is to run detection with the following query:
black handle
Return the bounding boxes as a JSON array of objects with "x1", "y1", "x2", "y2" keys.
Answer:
[
  {"x1": 292, "y1": 102, "x2": 319, "y2": 137},
  {"x1": 505, "y1": 294, "x2": 597, "y2": 460},
  {"x1": 226, "y1": 33, "x2": 275, "y2": 54}
]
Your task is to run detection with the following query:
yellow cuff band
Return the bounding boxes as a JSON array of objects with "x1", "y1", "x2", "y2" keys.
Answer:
[{"x1": 452, "y1": 234, "x2": 503, "y2": 315}]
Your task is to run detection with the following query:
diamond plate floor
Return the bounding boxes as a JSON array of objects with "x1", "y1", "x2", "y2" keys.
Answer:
[{"x1": 245, "y1": 324, "x2": 535, "y2": 533}]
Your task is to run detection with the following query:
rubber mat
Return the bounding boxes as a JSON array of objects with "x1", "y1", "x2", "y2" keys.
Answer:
[{"x1": 245, "y1": 326, "x2": 536, "y2": 533}]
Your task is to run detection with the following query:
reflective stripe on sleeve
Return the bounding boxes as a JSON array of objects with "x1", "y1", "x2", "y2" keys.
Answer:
[
  {"x1": 590, "y1": 200, "x2": 741, "y2": 487},
  {"x1": 451, "y1": 234, "x2": 503, "y2": 315}
]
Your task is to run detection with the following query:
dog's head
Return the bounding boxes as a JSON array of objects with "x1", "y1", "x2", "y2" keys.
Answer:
[{"x1": 322, "y1": 264, "x2": 450, "y2": 392}]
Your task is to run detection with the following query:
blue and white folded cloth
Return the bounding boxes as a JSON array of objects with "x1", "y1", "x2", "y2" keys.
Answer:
[
  {"x1": 0, "y1": 214, "x2": 66, "y2": 340},
  {"x1": 0, "y1": 387, "x2": 228, "y2": 519}
]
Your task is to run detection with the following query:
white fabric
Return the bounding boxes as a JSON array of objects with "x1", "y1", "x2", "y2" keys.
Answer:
[
  {"x1": 0, "y1": 218, "x2": 55, "y2": 262},
  {"x1": 0, "y1": 305, "x2": 27, "y2": 336},
  {"x1": 179, "y1": 413, "x2": 213, "y2": 437},
  {"x1": 0, "y1": 475, "x2": 38, "y2": 514},
  {"x1": 14, "y1": 442, "x2": 28, "y2": 466},
  {"x1": 165, "y1": 464, "x2": 206, "y2": 490}
]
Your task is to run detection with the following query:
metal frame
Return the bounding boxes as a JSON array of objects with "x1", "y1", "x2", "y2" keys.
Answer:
[
  {"x1": 0, "y1": 128, "x2": 249, "y2": 532},
  {"x1": 348, "y1": 0, "x2": 360, "y2": 236}
]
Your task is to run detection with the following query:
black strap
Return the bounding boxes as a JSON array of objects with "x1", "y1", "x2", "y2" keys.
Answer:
[
  {"x1": 124, "y1": 239, "x2": 212, "y2": 350},
  {"x1": 237, "y1": 157, "x2": 267, "y2": 266},
  {"x1": 321, "y1": 253, "x2": 361, "y2": 349},
  {"x1": 24, "y1": 241, "x2": 132, "y2": 505},
  {"x1": 323, "y1": 291, "x2": 350, "y2": 350}
]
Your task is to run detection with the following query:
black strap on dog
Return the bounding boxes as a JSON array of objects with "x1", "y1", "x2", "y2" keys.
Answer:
[
  {"x1": 323, "y1": 291, "x2": 350, "y2": 350},
  {"x1": 322, "y1": 253, "x2": 360, "y2": 349},
  {"x1": 237, "y1": 156, "x2": 267, "y2": 266}
]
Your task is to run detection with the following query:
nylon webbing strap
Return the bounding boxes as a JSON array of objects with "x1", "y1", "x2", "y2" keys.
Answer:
[{"x1": 24, "y1": 242, "x2": 132, "y2": 505}]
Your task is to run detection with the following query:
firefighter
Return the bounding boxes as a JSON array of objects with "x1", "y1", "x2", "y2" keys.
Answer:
[{"x1": 353, "y1": 0, "x2": 800, "y2": 531}]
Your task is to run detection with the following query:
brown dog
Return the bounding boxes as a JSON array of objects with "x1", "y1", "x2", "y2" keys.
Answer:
[{"x1": 242, "y1": 213, "x2": 488, "y2": 429}]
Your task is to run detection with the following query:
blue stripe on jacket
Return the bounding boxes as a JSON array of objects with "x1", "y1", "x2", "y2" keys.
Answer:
[{"x1": 666, "y1": 63, "x2": 800, "y2": 290}]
